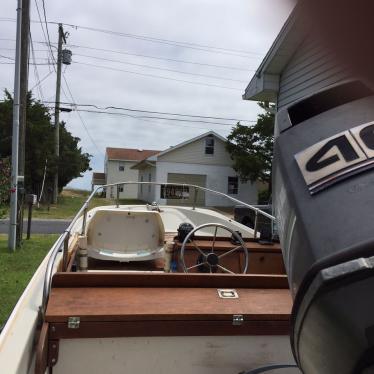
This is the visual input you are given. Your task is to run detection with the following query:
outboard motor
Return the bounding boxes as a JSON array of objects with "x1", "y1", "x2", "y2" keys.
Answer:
[{"x1": 273, "y1": 80, "x2": 374, "y2": 374}]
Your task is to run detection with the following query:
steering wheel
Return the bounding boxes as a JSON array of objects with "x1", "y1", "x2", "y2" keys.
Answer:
[{"x1": 180, "y1": 223, "x2": 249, "y2": 274}]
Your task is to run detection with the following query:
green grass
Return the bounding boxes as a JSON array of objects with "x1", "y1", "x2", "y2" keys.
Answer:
[
  {"x1": 29, "y1": 190, "x2": 144, "y2": 220},
  {"x1": 0, "y1": 234, "x2": 58, "y2": 327}
]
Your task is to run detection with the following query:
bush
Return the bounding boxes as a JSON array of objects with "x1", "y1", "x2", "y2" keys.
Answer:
[{"x1": 0, "y1": 158, "x2": 10, "y2": 217}]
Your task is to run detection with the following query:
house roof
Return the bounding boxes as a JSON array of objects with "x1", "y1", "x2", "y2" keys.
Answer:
[
  {"x1": 131, "y1": 131, "x2": 226, "y2": 170},
  {"x1": 106, "y1": 147, "x2": 161, "y2": 161},
  {"x1": 243, "y1": 3, "x2": 305, "y2": 102},
  {"x1": 156, "y1": 131, "x2": 226, "y2": 158}
]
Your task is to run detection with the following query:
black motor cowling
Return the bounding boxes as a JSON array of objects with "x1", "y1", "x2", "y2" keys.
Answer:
[{"x1": 273, "y1": 81, "x2": 374, "y2": 374}]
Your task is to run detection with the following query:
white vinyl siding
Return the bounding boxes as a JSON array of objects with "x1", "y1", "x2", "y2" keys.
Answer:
[
  {"x1": 158, "y1": 136, "x2": 232, "y2": 166},
  {"x1": 277, "y1": 35, "x2": 352, "y2": 110}
]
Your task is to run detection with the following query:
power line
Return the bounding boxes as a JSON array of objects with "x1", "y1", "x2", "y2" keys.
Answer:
[
  {"x1": 51, "y1": 21, "x2": 262, "y2": 58},
  {"x1": 0, "y1": 54, "x2": 14, "y2": 60},
  {"x1": 42, "y1": 100, "x2": 256, "y2": 123},
  {"x1": 40, "y1": 0, "x2": 56, "y2": 66},
  {"x1": 61, "y1": 74, "x2": 104, "y2": 156},
  {"x1": 45, "y1": 106, "x2": 233, "y2": 132},
  {"x1": 30, "y1": 70, "x2": 53, "y2": 91},
  {"x1": 66, "y1": 44, "x2": 253, "y2": 71},
  {"x1": 0, "y1": 18, "x2": 264, "y2": 58},
  {"x1": 74, "y1": 61, "x2": 243, "y2": 91},
  {"x1": 0, "y1": 40, "x2": 257, "y2": 71},
  {"x1": 72, "y1": 108, "x2": 239, "y2": 126},
  {"x1": 30, "y1": 31, "x2": 44, "y2": 100},
  {"x1": 72, "y1": 53, "x2": 247, "y2": 83}
]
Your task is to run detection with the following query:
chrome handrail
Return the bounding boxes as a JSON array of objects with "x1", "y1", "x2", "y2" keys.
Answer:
[{"x1": 41, "y1": 181, "x2": 275, "y2": 316}]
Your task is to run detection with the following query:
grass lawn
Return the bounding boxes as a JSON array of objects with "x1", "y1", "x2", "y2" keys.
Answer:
[
  {"x1": 0, "y1": 234, "x2": 58, "y2": 328},
  {"x1": 27, "y1": 189, "x2": 144, "y2": 220}
]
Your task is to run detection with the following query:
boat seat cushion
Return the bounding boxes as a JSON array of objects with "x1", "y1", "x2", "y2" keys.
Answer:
[{"x1": 86, "y1": 210, "x2": 165, "y2": 260}]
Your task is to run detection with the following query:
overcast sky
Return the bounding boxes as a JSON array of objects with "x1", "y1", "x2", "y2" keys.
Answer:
[{"x1": 1, "y1": 0, "x2": 294, "y2": 190}]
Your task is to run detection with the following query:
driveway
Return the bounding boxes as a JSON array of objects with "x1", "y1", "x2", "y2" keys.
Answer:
[{"x1": 0, "y1": 219, "x2": 70, "y2": 234}]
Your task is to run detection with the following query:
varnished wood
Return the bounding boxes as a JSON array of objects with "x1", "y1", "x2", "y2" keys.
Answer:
[
  {"x1": 34, "y1": 322, "x2": 49, "y2": 374},
  {"x1": 49, "y1": 319, "x2": 290, "y2": 339},
  {"x1": 45, "y1": 287, "x2": 291, "y2": 323},
  {"x1": 176, "y1": 239, "x2": 282, "y2": 253},
  {"x1": 51, "y1": 272, "x2": 289, "y2": 289}
]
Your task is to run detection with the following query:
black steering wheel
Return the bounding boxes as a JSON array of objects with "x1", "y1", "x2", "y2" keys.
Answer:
[{"x1": 180, "y1": 223, "x2": 249, "y2": 274}]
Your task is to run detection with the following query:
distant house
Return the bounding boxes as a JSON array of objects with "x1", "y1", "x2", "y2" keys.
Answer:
[
  {"x1": 92, "y1": 148, "x2": 160, "y2": 199},
  {"x1": 131, "y1": 131, "x2": 258, "y2": 207}
]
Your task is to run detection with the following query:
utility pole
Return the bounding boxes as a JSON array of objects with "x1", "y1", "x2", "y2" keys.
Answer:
[
  {"x1": 52, "y1": 24, "x2": 66, "y2": 204},
  {"x1": 17, "y1": 0, "x2": 31, "y2": 247},
  {"x1": 8, "y1": 0, "x2": 23, "y2": 251}
]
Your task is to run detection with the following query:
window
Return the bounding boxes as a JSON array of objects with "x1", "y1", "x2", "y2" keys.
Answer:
[
  {"x1": 118, "y1": 186, "x2": 124, "y2": 192},
  {"x1": 205, "y1": 136, "x2": 214, "y2": 155},
  {"x1": 118, "y1": 163, "x2": 125, "y2": 172},
  {"x1": 140, "y1": 175, "x2": 143, "y2": 193},
  {"x1": 228, "y1": 176, "x2": 238, "y2": 194}
]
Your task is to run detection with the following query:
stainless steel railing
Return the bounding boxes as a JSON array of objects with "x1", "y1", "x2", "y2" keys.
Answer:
[{"x1": 41, "y1": 181, "x2": 275, "y2": 315}]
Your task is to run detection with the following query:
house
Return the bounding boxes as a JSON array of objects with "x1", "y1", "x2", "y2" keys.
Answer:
[
  {"x1": 92, "y1": 148, "x2": 160, "y2": 199},
  {"x1": 243, "y1": 4, "x2": 352, "y2": 110},
  {"x1": 131, "y1": 131, "x2": 258, "y2": 207}
]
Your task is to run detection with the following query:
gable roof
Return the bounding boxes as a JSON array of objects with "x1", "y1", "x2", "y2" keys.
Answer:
[
  {"x1": 156, "y1": 131, "x2": 226, "y2": 158},
  {"x1": 106, "y1": 147, "x2": 161, "y2": 161},
  {"x1": 243, "y1": 3, "x2": 305, "y2": 102}
]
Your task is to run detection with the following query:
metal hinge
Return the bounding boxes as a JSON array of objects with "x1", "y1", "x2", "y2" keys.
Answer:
[
  {"x1": 67, "y1": 316, "x2": 80, "y2": 329},
  {"x1": 232, "y1": 314, "x2": 244, "y2": 326}
]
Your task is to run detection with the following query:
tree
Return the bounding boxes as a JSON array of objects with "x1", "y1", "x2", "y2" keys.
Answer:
[
  {"x1": 226, "y1": 102, "x2": 274, "y2": 199},
  {"x1": 0, "y1": 90, "x2": 91, "y2": 199}
]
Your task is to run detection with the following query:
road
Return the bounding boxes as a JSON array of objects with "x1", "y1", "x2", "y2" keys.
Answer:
[{"x1": 0, "y1": 219, "x2": 70, "y2": 234}]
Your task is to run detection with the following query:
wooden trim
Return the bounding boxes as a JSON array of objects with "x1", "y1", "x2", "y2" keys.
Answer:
[
  {"x1": 49, "y1": 320, "x2": 290, "y2": 339},
  {"x1": 66, "y1": 240, "x2": 79, "y2": 272},
  {"x1": 34, "y1": 322, "x2": 49, "y2": 374},
  {"x1": 175, "y1": 238, "x2": 282, "y2": 254},
  {"x1": 57, "y1": 236, "x2": 78, "y2": 272},
  {"x1": 51, "y1": 272, "x2": 289, "y2": 289}
]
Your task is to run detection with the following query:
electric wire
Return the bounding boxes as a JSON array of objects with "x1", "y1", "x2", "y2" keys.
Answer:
[
  {"x1": 40, "y1": 0, "x2": 56, "y2": 66},
  {"x1": 74, "y1": 61, "x2": 243, "y2": 91},
  {"x1": 0, "y1": 18, "x2": 264, "y2": 58},
  {"x1": 42, "y1": 100, "x2": 255, "y2": 122},
  {"x1": 30, "y1": 31, "x2": 45, "y2": 100},
  {"x1": 72, "y1": 53, "x2": 248, "y2": 83},
  {"x1": 66, "y1": 44, "x2": 253, "y2": 71},
  {"x1": 50, "y1": 21, "x2": 262, "y2": 58},
  {"x1": 33, "y1": 0, "x2": 56, "y2": 72},
  {"x1": 61, "y1": 73, "x2": 104, "y2": 155}
]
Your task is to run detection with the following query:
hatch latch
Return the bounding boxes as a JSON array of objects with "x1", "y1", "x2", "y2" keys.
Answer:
[
  {"x1": 68, "y1": 316, "x2": 80, "y2": 329},
  {"x1": 232, "y1": 314, "x2": 244, "y2": 326}
]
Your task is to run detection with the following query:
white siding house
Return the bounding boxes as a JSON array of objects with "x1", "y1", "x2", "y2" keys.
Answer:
[
  {"x1": 243, "y1": 4, "x2": 352, "y2": 109},
  {"x1": 92, "y1": 148, "x2": 160, "y2": 199},
  {"x1": 133, "y1": 131, "x2": 258, "y2": 207}
]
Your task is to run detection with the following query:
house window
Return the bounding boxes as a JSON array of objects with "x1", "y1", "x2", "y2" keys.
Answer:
[
  {"x1": 118, "y1": 186, "x2": 124, "y2": 193},
  {"x1": 118, "y1": 163, "x2": 125, "y2": 172},
  {"x1": 140, "y1": 175, "x2": 143, "y2": 193},
  {"x1": 205, "y1": 136, "x2": 214, "y2": 155},
  {"x1": 228, "y1": 176, "x2": 238, "y2": 194}
]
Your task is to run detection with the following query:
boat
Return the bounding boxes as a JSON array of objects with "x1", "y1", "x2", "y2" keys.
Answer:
[{"x1": 0, "y1": 182, "x2": 299, "y2": 374}]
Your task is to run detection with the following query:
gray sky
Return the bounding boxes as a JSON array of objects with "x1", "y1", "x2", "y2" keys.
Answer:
[{"x1": 1, "y1": 0, "x2": 294, "y2": 189}]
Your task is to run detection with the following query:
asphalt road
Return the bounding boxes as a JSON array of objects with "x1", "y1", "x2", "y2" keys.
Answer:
[{"x1": 0, "y1": 219, "x2": 70, "y2": 234}]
